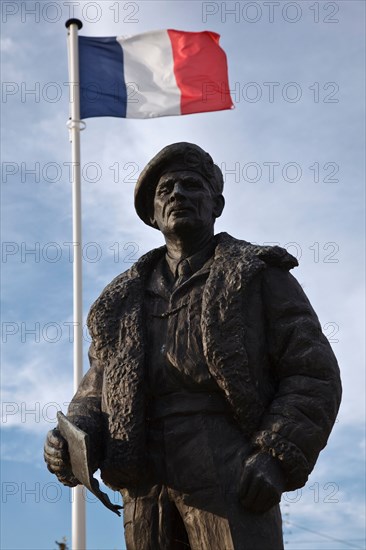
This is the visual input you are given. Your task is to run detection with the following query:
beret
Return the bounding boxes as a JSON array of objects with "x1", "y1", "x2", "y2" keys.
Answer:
[{"x1": 134, "y1": 142, "x2": 223, "y2": 228}]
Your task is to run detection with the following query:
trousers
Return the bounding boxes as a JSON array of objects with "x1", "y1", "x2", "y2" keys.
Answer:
[{"x1": 121, "y1": 412, "x2": 284, "y2": 550}]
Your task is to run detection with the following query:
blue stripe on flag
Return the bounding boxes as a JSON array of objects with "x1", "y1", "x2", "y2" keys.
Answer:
[{"x1": 79, "y1": 37, "x2": 127, "y2": 119}]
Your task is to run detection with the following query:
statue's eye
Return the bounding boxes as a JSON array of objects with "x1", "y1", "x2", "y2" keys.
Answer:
[{"x1": 157, "y1": 184, "x2": 171, "y2": 195}]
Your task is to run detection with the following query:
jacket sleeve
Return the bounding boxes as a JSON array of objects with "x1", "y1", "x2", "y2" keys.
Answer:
[
  {"x1": 66, "y1": 343, "x2": 104, "y2": 470},
  {"x1": 252, "y1": 267, "x2": 342, "y2": 491}
]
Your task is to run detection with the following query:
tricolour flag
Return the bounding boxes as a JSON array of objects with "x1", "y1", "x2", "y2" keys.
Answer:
[{"x1": 79, "y1": 29, "x2": 233, "y2": 119}]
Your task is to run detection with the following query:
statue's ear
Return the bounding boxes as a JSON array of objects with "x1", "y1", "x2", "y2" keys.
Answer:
[{"x1": 213, "y1": 195, "x2": 225, "y2": 219}]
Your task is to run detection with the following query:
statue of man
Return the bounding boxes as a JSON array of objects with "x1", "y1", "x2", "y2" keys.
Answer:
[{"x1": 44, "y1": 142, "x2": 341, "y2": 550}]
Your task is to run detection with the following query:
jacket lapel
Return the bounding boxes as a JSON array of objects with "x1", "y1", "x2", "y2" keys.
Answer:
[
  {"x1": 201, "y1": 233, "x2": 267, "y2": 436},
  {"x1": 88, "y1": 246, "x2": 166, "y2": 487}
]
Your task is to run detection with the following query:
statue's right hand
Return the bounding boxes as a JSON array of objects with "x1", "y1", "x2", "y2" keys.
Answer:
[{"x1": 44, "y1": 428, "x2": 80, "y2": 487}]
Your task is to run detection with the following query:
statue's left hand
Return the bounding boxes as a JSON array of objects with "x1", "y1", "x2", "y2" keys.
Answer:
[{"x1": 239, "y1": 452, "x2": 285, "y2": 513}]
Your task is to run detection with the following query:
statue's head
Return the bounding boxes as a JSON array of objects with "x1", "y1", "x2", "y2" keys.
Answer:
[{"x1": 134, "y1": 142, "x2": 225, "y2": 236}]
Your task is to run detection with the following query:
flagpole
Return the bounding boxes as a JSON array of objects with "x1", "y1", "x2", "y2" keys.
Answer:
[{"x1": 65, "y1": 18, "x2": 86, "y2": 550}]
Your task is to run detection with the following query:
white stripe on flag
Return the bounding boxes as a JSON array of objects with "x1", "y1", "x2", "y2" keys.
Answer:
[{"x1": 117, "y1": 30, "x2": 181, "y2": 118}]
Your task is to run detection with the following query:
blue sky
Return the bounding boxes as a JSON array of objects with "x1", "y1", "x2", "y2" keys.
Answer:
[{"x1": 1, "y1": 1, "x2": 365, "y2": 549}]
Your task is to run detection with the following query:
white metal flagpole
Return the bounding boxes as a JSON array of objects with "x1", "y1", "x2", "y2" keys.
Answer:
[{"x1": 65, "y1": 17, "x2": 86, "y2": 550}]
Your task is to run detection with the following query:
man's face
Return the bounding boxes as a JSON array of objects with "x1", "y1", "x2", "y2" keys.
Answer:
[{"x1": 151, "y1": 170, "x2": 221, "y2": 237}]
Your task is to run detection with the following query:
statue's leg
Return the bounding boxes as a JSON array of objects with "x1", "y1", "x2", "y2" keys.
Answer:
[
  {"x1": 121, "y1": 484, "x2": 193, "y2": 550},
  {"x1": 170, "y1": 487, "x2": 283, "y2": 550},
  {"x1": 172, "y1": 494, "x2": 235, "y2": 550},
  {"x1": 121, "y1": 485, "x2": 164, "y2": 550},
  {"x1": 225, "y1": 500, "x2": 284, "y2": 550}
]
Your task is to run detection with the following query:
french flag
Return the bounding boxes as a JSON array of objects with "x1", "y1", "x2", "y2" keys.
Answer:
[{"x1": 78, "y1": 29, "x2": 234, "y2": 119}]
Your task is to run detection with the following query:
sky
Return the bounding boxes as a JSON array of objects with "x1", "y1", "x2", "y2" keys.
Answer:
[{"x1": 1, "y1": 1, "x2": 365, "y2": 549}]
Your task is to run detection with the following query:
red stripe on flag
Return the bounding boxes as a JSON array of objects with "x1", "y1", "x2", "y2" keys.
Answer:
[{"x1": 167, "y1": 30, "x2": 234, "y2": 115}]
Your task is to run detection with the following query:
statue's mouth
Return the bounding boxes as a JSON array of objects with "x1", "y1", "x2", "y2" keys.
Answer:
[{"x1": 168, "y1": 206, "x2": 192, "y2": 217}]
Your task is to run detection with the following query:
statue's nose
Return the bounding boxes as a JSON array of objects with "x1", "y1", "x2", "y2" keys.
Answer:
[{"x1": 171, "y1": 182, "x2": 185, "y2": 197}]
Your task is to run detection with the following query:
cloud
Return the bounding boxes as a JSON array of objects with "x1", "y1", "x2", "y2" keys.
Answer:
[{"x1": 2, "y1": 346, "x2": 74, "y2": 434}]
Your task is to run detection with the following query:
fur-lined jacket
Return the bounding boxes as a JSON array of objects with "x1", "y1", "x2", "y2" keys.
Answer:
[{"x1": 67, "y1": 233, "x2": 341, "y2": 492}]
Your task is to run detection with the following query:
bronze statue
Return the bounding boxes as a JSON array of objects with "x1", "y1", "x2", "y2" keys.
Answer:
[{"x1": 44, "y1": 143, "x2": 342, "y2": 549}]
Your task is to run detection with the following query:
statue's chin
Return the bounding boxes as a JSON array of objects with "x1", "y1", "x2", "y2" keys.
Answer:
[{"x1": 164, "y1": 218, "x2": 208, "y2": 238}]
